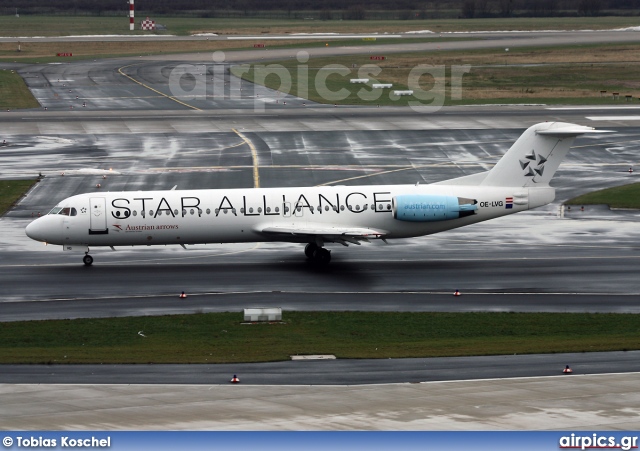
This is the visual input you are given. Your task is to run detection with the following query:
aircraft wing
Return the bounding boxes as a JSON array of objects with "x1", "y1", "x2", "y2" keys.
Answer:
[{"x1": 258, "y1": 224, "x2": 388, "y2": 246}]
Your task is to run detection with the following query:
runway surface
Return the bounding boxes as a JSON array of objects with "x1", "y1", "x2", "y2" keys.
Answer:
[
  {"x1": 1, "y1": 351, "x2": 639, "y2": 385},
  {"x1": 4, "y1": 29, "x2": 640, "y2": 114},
  {"x1": 1, "y1": 121, "x2": 639, "y2": 320},
  {"x1": 1, "y1": 33, "x2": 640, "y2": 429},
  {"x1": 3, "y1": 372, "x2": 640, "y2": 430}
]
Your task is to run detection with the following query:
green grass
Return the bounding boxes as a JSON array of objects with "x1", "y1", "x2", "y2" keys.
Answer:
[
  {"x1": 233, "y1": 42, "x2": 640, "y2": 106},
  {"x1": 0, "y1": 70, "x2": 40, "y2": 109},
  {"x1": 232, "y1": 63, "x2": 428, "y2": 107},
  {"x1": 0, "y1": 179, "x2": 38, "y2": 216},
  {"x1": 0, "y1": 312, "x2": 638, "y2": 364},
  {"x1": 566, "y1": 182, "x2": 640, "y2": 209},
  {"x1": 0, "y1": 16, "x2": 639, "y2": 37}
]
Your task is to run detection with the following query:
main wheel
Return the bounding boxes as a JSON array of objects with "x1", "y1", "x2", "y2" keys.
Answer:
[
  {"x1": 312, "y1": 247, "x2": 331, "y2": 266},
  {"x1": 83, "y1": 254, "x2": 94, "y2": 266},
  {"x1": 304, "y1": 243, "x2": 318, "y2": 259}
]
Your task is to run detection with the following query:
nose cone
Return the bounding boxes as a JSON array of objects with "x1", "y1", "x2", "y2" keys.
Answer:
[{"x1": 26, "y1": 216, "x2": 60, "y2": 243}]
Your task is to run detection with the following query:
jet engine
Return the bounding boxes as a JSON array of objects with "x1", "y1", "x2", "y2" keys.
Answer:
[{"x1": 392, "y1": 195, "x2": 477, "y2": 222}]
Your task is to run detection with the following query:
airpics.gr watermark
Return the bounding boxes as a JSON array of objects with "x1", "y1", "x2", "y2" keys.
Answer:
[
  {"x1": 3, "y1": 436, "x2": 111, "y2": 448},
  {"x1": 559, "y1": 433, "x2": 638, "y2": 451},
  {"x1": 167, "y1": 50, "x2": 471, "y2": 113}
]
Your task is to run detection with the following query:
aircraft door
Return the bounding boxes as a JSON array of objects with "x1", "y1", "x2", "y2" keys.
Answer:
[{"x1": 89, "y1": 197, "x2": 108, "y2": 234}]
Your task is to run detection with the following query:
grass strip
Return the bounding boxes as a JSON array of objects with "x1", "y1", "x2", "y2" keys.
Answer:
[
  {"x1": 233, "y1": 42, "x2": 640, "y2": 106},
  {"x1": 0, "y1": 70, "x2": 40, "y2": 109},
  {"x1": 0, "y1": 312, "x2": 638, "y2": 364},
  {"x1": 566, "y1": 182, "x2": 640, "y2": 209},
  {"x1": 0, "y1": 179, "x2": 38, "y2": 216}
]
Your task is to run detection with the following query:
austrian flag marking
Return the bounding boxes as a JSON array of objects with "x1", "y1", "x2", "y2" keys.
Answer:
[{"x1": 505, "y1": 197, "x2": 513, "y2": 209}]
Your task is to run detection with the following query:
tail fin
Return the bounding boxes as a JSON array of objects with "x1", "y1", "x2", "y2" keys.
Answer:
[{"x1": 481, "y1": 122, "x2": 607, "y2": 187}]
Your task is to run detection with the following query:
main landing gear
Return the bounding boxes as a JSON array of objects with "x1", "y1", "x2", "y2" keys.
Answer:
[
  {"x1": 304, "y1": 243, "x2": 331, "y2": 266},
  {"x1": 83, "y1": 250, "x2": 93, "y2": 266}
]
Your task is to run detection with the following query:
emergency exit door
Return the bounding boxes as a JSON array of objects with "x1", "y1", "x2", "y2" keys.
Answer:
[{"x1": 89, "y1": 197, "x2": 108, "y2": 234}]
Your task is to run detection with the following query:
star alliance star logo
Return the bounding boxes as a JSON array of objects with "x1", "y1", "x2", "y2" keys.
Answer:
[
  {"x1": 80, "y1": 207, "x2": 87, "y2": 214},
  {"x1": 520, "y1": 149, "x2": 547, "y2": 182}
]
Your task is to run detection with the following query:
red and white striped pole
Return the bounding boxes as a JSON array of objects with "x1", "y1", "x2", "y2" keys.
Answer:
[{"x1": 129, "y1": 0, "x2": 134, "y2": 31}]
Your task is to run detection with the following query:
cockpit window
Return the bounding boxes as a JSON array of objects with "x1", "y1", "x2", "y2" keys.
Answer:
[{"x1": 48, "y1": 206, "x2": 74, "y2": 216}]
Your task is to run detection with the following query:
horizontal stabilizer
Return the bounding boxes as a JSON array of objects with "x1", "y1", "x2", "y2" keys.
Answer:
[{"x1": 536, "y1": 126, "x2": 612, "y2": 136}]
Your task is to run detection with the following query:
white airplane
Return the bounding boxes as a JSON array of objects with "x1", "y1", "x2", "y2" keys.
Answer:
[{"x1": 25, "y1": 122, "x2": 605, "y2": 266}]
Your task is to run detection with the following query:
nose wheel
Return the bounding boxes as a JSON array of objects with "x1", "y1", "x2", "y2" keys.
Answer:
[{"x1": 83, "y1": 254, "x2": 93, "y2": 266}]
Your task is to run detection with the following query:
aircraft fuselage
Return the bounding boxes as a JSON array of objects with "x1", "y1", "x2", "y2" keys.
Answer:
[{"x1": 27, "y1": 184, "x2": 546, "y2": 248}]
